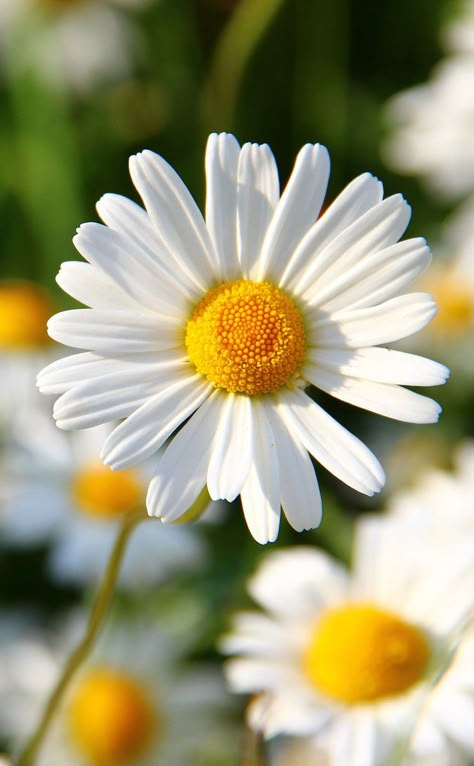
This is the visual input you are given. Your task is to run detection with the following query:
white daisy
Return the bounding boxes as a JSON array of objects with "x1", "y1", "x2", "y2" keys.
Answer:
[
  {"x1": 221, "y1": 514, "x2": 474, "y2": 766},
  {"x1": 0, "y1": 611, "x2": 234, "y2": 766},
  {"x1": 38, "y1": 133, "x2": 448, "y2": 544},
  {"x1": 0, "y1": 422, "x2": 206, "y2": 589},
  {"x1": 0, "y1": 0, "x2": 148, "y2": 93},
  {"x1": 388, "y1": 440, "x2": 474, "y2": 546},
  {"x1": 0, "y1": 280, "x2": 58, "y2": 447},
  {"x1": 408, "y1": 197, "x2": 474, "y2": 376},
  {"x1": 384, "y1": 3, "x2": 474, "y2": 200}
]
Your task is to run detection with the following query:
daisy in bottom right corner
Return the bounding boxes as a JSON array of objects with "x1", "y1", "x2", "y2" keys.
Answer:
[{"x1": 221, "y1": 511, "x2": 474, "y2": 766}]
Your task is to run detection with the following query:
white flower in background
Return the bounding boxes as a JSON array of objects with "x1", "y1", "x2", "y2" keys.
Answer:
[
  {"x1": 0, "y1": 611, "x2": 234, "y2": 766},
  {"x1": 442, "y1": 0, "x2": 474, "y2": 56},
  {"x1": 410, "y1": 197, "x2": 474, "y2": 375},
  {"x1": 0, "y1": 281, "x2": 58, "y2": 446},
  {"x1": 384, "y1": 2, "x2": 474, "y2": 200},
  {"x1": 0, "y1": 422, "x2": 206, "y2": 589},
  {"x1": 0, "y1": 0, "x2": 148, "y2": 93},
  {"x1": 222, "y1": 514, "x2": 474, "y2": 766},
  {"x1": 388, "y1": 440, "x2": 474, "y2": 547},
  {"x1": 38, "y1": 133, "x2": 448, "y2": 543}
]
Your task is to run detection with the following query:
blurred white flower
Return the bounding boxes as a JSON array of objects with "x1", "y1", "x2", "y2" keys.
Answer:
[
  {"x1": 38, "y1": 132, "x2": 448, "y2": 544},
  {"x1": 0, "y1": 0, "x2": 148, "y2": 93},
  {"x1": 0, "y1": 611, "x2": 234, "y2": 766},
  {"x1": 0, "y1": 281, "x2": 58, "y2": 447},
  {"x1": 0, "y1": 423, "x2": 207, "y2": 590},
  {"x1": 384, "y1": 1, "x2": 474, "y2": 200},
  {"x1": 405, "y1": 197, "x2": 474, "y2": 375},
  {"x1": 222, "y1": 515, "x2": 474, "y2": 766},
  {"x1": 388, "y1": 440, "x2": 474, "y2": 546}
]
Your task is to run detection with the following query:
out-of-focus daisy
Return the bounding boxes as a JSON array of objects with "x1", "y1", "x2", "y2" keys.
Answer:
[
  {"x1": 38, "y1": 133, "x2": 448, "y2": 543},
  {"x1": 0, "y1": 423, "x2": 206, "y2": 589},
  {"x1": 388, "y1": 440, "x2": 474, "y2": 546},
  {"x1": 0, "y1": 611, "x2": 234, "y2": 766},
  {"x1": 0, "y1": 280, "x2": 57, "y2": 445},
  {"x1": 411, "y1": 197, "x2": 474, "y2": 375},
  {"x1": 0, "y1": 0, "x2": 148, "y2": 93},
  {"x1": 221, "y1": 514, "x2": 474, "y2": 766},
  {"x1": 384, "y1": 2, "x2": 474, "y2": 200}
]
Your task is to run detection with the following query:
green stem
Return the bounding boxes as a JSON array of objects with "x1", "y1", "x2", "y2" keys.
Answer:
[
  {"x1": 14, "y1": 512, "x2": 141, "y2": 766},
  {"x1": 201, "y1": 0, "x2": 286, "y2": 134}
]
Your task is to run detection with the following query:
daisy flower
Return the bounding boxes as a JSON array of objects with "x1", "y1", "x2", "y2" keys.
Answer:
[
  {"x1": 221, "y1": 514, "x2": 474, "y2": 766},
  {"x1": 0, "y1": 611, "x2": 234, "y2": 766},
  {"x1": 384, "y1": 2, "x2": 474, "y2": 200},
  {"x1": 409, "y1": 197, "x2": 474, "y2": 376},
  {"x1": 38, "y1": 133, "x2": 448, "y2": 543},
  {"x1": 388, "y1": 440, "x2": 474, "y2": 546},
  {"x1": 0, "y1": 0, "x2": 148, "y2": 93},
  {"x1": 0, "y1": 423, "x2": 206, "y2": 589},
  {"x1": 0, "y1": 280, "x2": 58, "y2": 446}
]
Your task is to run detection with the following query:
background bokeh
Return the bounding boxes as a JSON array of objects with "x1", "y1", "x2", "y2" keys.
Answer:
[{"x1": 0, "y1": 0, "x2": 472, "y2": 763}]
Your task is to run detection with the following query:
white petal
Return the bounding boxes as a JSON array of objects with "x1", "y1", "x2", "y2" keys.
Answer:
[
  {"x1": 205, "y1": 132, "x2": 241, "y2": 280},
  {"x1": 264, "y1": 403, "x2": 322, "y2": 532},
  {"x1": 52, "y1": 369, "x2": 163, "y2": 429},
  {"x1": 102, "y1": 374, "x2": 212, "y2": 469},
  {"x1": 240, "y1": 400, "x2": 281, "y2": 544},
  {"x1": 96, "y1": 193, "x2": 199, "y2": 303},
  {"x1": 248, "y1": 546, "x2": 348, "y2": 618},
  {"x1": 308, "y1": 293, "x2": 437, "y2": 348},
  {"x1": 290, "y1": 193, "x2": 411, "y2": 299},
  {"x1": 279, "y1": 172, "x2": 384, "y2": 289},
  {"x1": 306, "y1": 347, "x2": 449, "y2": 386},
  {"x1": 129, "y1": 150, "x2": 218, "y2": 290},
  {"x1": 278, "y1": 388, "x2": 385, "y2": 495},
  {"x1": 147, "y1": 391, "x2": 223, "y2": 522},
  {"x1": 56, "y1": 261, "x2": 138, "y2": 310},
  {"x1": 37, "y1": 351, "x2": 181, "y2": 395},
  {"x1": 304, "y1": 237, "x2": 431, "y2": 312},
  {"x1": 73, "y1": 223, "x2": 190, "y2": 315},
  {"x1": 237, "y1": 142, "x2": 280, "y2": 280},
  {"x1": 257, "y1": 143, "x2": 330, "y2": 282},
  {"x1": 207, "y1": 394, "x2": 253, "y2": 502},
  {"x1": 328, "y1": 711, "x2": 381, "y2": 766},
  {"x1": 305, "y1": 367, "x2": 442, "y2": 423},
  {"x1": 433, "y1": 692, "x2": 474, "y2": 752},
  {"x1": 48, "y1": 309, "x2": 178, "y2": 353}
]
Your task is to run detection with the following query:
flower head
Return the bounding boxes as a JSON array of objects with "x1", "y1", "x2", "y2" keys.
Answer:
[
  {"x1": 0, "y1": 611, "x2": 233, "y2": 766},
  {"x1": 38, "y1": 133, "x2": 448, "y2": 543},
  {"x1": 0, "y1": 423, "x2": 206, "y2": 589},
  {"x1": 221, "y1": 514, "x2": 474, "y2": 766}
]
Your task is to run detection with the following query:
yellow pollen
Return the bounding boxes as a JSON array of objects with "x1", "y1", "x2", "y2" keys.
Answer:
[
  {"x1": 67, "y1": 667, "x2": 157, "y2": 765},
  {"x1": 185, "y1": 280, "x2": 306, "y2": 395},
  {"x1": 303, "y1": 604, "x2": 430, "y2": 704},
  {"x1": 0, "y1": 282, "x2": 54, "y2": 350},
  {"x1": 71, "y1": 463, "x2": 143, "y2": 520}
]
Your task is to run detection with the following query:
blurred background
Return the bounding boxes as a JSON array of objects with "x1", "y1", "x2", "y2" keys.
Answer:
[{"x1": 0, "y1": 0, "x2": 472, "y2": 763}]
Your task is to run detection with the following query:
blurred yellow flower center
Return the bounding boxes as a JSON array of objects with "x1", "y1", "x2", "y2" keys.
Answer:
[
  {"x1": 428, "y1": 273, "x2": 473, "y2": 333},
  {"x1": 303, "y1": 604, "x2": 430, "y2": 704},
  {"x1": 0, "y1": 283, "x2": 53, "y2": 350},
  {"x1": 185, "y1": 280, "x2": 306, "y2": 395},
  {"x1": 67, "y1": 667, "x2": 157, "y2": 765},
  {"x1": 72, "y1": 463, "x2": 142, "y2": 519}
]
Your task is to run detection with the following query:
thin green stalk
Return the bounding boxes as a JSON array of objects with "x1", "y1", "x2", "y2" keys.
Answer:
[
  {"x1": 201, "y1": 0, "x2": 286, "y2": 134},
  {"x1": 14, "y1": 512, "x2": 141, "y2": 766}
]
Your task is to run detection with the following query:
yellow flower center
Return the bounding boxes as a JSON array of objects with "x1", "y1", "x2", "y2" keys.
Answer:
[
  {"x1": 428, "y1": 273, "x2": 473, "y2": 334},
  {"x1": 185, "y1": 280, "x2": 306, "y2": 395},
  {"x1": 67, "y1": 667, "x2": 157, "y2": 765},
  {"x1": 303, "y1": 604, "x2": 430, "y2": 704},
  {"x1": 0, "y1": 282, "x2": 53, "y2": 350},
  {"x1": 71, "y1": 463, "x2": 143, "y2": 520}
]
